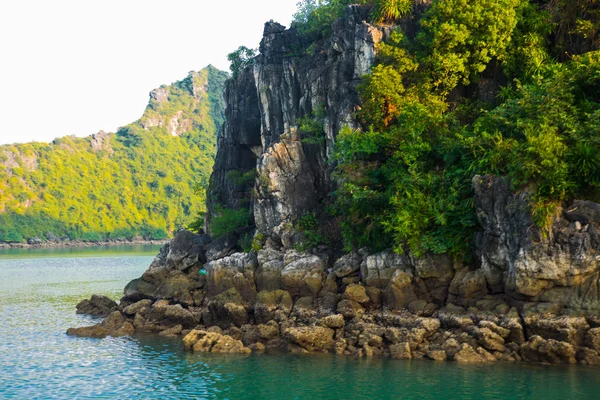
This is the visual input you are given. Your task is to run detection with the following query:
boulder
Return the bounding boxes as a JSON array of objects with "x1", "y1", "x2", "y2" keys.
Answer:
[
  {"x1": 384, "y1": 269, "x2": 417, "y2": 310},
  {"x1": 205, "y1": 252, "x2": 257, "y2": 301},
  {"x1": 333, "y1": 253, "x2": 361, "y2": 278},
  {"x1": 166, "y1": 230, "x2": 209, "y2": 269},
  {"x1": 254, "y1": 290, "x2": 293, "y2": 324},
  {"x1": 363, "y1": 251, "x2": 409, "y2": 289},
  {"x1": 337, "y1": 299, "x2": 365, "y2": 319},
  {"x1": 453, "y1": 344, "x2": 489, "y2": 363},
  {"x1": 67, "y1": 311, "x2": 134, "y2": 338},
  {"x1": 472, "y1": 327, "x2": 505, "y2": 352},
  {"x1": 202, "y1": 288, "x2": 249, "y2": 329},
  {"x1": 281, "y1": 255, "x2": 326, "y2": 298},
  {"x1": 205, "y1": 233, "x2": 238, "y2": 261},
  {"x1": 563, "y1": 200, "x2": 600, "y2": 225},
  {"x1": 586, "y1": 327, "x2": 600, "y2": 352},
  {"x1": 448, "y1": 268, "x2": 488, "y2": 303},
  {"x1": 122, "y1": 299, "x2": 153, "y2": 316},
  {"x1": 389, "y1": 342, "x2": 412, "y2": 359},
  {"x1": 524, "y1": 315, "x2": 590, "y2": 346},
  {"x1": 256, "y1": 248, "x2": 285, "y2": 291},
  {"x1": 321, "y1": 314, "x2": 345, "y2": 329},
  {"x1": 343, "y1": 284, "x2": 370, "y2": 304},
  {"x1": 75, "y1": 295, "x2": 118, "y2": 317},
  {"x1": 520, "y1": 336, "x2": 576, "y2": 364},
  {"x1": 284, "y1": 326, "x2": 334, "y2": 352},
  {"x1": 183, "y1": 330, "x2": 251, "y2": 354}
]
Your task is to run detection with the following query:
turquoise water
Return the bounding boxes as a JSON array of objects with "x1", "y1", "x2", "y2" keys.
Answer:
[{"x1": 1, "y1": 248, "x2": 599, "y2": 399}]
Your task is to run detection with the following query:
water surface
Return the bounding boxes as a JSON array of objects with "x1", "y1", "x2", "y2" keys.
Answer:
[{"x1": 1, "y1": 247, "x2": 599, "y2": 399}]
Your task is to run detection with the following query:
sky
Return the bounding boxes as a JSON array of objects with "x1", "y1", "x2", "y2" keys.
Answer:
[{"x1": 0, "y1": 0, "x2": 298, "y2": 145}]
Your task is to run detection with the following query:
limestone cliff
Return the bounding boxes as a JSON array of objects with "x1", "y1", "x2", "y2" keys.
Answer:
[{"x1": 207, "y1": 6, "x2": 389, "y2": 239}]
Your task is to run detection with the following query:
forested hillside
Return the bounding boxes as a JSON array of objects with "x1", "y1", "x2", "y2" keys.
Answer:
[{"x1": 0, "y1": 65, "x2": 228, "y2": 243}]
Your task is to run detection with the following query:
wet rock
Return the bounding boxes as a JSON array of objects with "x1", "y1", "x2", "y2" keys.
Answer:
[
  {"x1": 453, "y1": 343, "x2": 488, "y2": 363},
  {"x1": 159, "y1": 324, "x2": 183, "y2": 337},
  {"x1": 202, "y1": 288, "x2": 249, "y2": 329},
  {"x1": 123, "y1": 299, "x2": 153, "y2": 316},
  {"x1": 75, "y1": 295, "x2": 118, "y2": 317},
  {"x1": 337, "y1": 299, "x2": 365, "y2": 319},
  {"x1": 321, "y1": 314, "x2": 345, "y2": 329},
  {"x1": 389, "y1": 342, "x2": 411, "y2": 359},
  {"x1": 479, "y1": 320, "x2": 510, "y2": 339},
  {"x1": 520, "y1": 336, "x2": 576, "y2": 364},
  {"x1": 426, "y1": 349, "x2": 447, "y2": 361},
  {"x1": 524, "y1": 315, "x2": 590, "y2": 346},
  {"x1": 472, "y1": 327, "x2": 505, "y2": 352},
  {"x1": 183, "y1": 330, "x2": 251, "y2": 354},
  {"x1": 254, "y1": 290, "x2": 293, "y2": 324},
  {"x1": 343, "y1": 284, "x2": 370, "y2": 304},
  {"x1": 586, "y1": 328, "x2": 600, "y2": 351},
  {"x1": 284, "y1": 326, "x2": 334, "y2": 352},
  {"x1": 257, "y1": 322, "x2": 280, "y2": 341},
  {"x1": 577, "y1": 347, "x2": 600, "y2": 365},
  {"x1": 67, "y1": 311, "x2": 134, "y2": 338}
]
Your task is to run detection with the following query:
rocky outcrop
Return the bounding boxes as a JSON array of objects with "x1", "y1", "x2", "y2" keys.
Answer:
[
  {"x1": 206, "y1": 6, "x2": 390, "y2": 241},
  {"x1": 66, "y1": 225, "x2": 600, "y2": 365},
  {"x1": 75, "y1": 295, "x2": 118, "y2": 317},
  {"x1": 183, "y1": 329, "x2": 251, "y2": 354},
  {"x1": 67, "y1": 311, "x2": 134, "y2": 338},
  {"x1": 473, "y1": 175, "x2": 600, "y2": 312}
]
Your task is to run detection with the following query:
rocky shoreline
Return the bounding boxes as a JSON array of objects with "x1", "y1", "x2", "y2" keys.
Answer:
[
  {"x1": 0, "y1": 238, "x2": 168, "y2": 249},
  {"x1": 67, "y1": 227, "x2": 600, "y2": 365}
]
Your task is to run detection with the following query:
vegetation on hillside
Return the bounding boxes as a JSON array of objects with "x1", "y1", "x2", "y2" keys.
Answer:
[
  {"x1": 0, "y1": 65, "x2": 228, "y2": 243},
  {"x1": 291, "y1": 0, "x2": 600, "y2": 257}
]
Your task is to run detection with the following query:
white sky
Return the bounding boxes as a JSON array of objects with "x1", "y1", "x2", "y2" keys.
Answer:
[{"x1": 0, "y1": 0, "x2": 298, "y2": 145}]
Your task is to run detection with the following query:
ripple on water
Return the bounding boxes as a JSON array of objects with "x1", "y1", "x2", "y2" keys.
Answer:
[{"x1": 1, "y1": 253, "x2": 600, "y2": 399}]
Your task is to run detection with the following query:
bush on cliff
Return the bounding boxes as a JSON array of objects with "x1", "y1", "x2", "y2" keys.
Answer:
[{"x1": 327, "y1": 0, "x2": 600, "y2": 256}]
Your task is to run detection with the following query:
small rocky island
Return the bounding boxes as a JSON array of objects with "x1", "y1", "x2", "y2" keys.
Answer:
[
  {"x1": 68, "y1": 177, "x2": 600, "y2": 364},
  {"x1": 69, "y1": 4, "x2": 600, "y2": 365}
]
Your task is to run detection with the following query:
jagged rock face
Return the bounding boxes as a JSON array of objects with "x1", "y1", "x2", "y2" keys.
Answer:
[
  {"x1": 255, "y1": 8, "x2": 386, "y2": 238},
  {"x1": 206, "y1": 68, "x2": 262, "y2": 231},
  {"x1": 473, "y1": 175, "x2": 600, "y2": 311},
  {"x1": 207, "y1": 6, "x2": 387, "y2": 240}
]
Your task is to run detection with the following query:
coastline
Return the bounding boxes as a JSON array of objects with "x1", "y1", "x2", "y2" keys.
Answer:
[{"x1": 0, "y1": 239, "x2": 169, "y2": 250}]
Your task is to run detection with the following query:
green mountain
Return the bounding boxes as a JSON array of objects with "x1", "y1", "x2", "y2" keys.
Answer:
[{"x1": 0, "y1": 65, "x2": 228, "y2": 243}]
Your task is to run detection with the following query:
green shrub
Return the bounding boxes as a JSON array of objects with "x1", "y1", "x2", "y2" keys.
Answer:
[
  {"x1": 227, "y1": 46, "x2": 256, "y2": 78},
  {"x1": 239, "y1": 233, "x2": 253, "y2": 252},
  {"x1": 210, "y1": 206, "x2": 252, "y2": 238}
]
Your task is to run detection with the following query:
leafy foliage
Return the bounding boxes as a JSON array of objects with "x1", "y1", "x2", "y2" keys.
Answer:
[
  {"x1": 0, "y1": 66, "x2": 229, "y2": 243},
  {"x1": 209, "y1": 206, "x2": 252, "y2": 238},
  {"x1": 227, "y1": 46, "x2": 257, "y2": 78},
  {"x1": 331, "y1": 0, "x2": 600, "y2": 257}
]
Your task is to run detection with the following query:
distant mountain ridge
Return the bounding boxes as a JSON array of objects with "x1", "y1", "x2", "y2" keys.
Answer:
[{"x1": 0, "y1": 65, "x2": 228, "y2": 243}]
